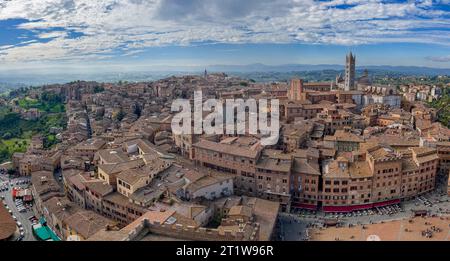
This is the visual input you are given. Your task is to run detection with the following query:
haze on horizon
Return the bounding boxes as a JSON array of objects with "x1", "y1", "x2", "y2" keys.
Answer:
[{"x1": 1, "y1": 0, "x2": 450, "y2": 73}]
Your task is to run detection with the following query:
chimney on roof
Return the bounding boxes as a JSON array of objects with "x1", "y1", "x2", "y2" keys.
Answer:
[{"x1": 40, "y1": 176, "x2": 48, "y2": 184}]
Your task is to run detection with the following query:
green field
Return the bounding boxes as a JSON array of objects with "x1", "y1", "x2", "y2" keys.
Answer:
[
  {"x1": 16, "y1": 96, "x2": 65, "y2": 113},
  {"x1": 0, "y1": 91, "x2": 67, "y2": 163},
  {"x1": 428, "y1": 87, "x2": 450, "y2": 128},
  {"x1": 17, "y1": 97, "x2": 40, "y2": 108},
  {"x1": 0, "y1": 111, "x2": 66, "y2": 163},
  {"x1": 0, "y1": 138, "x2": 29, "y2": 163}
]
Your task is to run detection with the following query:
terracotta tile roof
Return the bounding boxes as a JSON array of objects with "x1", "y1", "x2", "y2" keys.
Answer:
[
  {"x1": 84, "y1": 180, "x2": 113, "y2": 196},
  {"x1": 128, "y1": 210, "x2": 175, "y2": 231},
  {"x1": 410, "y1": 146, "x2": 436, "y2": 156},
  {"x1": 348, "y1": 161, "x2": 373, "y2": 178},
  {"x1": 293, "y1": 158, "x2": 321, "y2": 175},
  {"x1": 243, "y1": 197, "x2": 280, "y2": 241},
  {"x1": 117, "y1": 168, "x2": 148, "y2": 185},
  {"x1": 74, "y1": 138, "x2": 106, "y2": 151},
  {"x1": 213, "y1": 196, "x2": 243, "y2": 210},
  {"x1": 0, "y1": 204, "x2": 16, "y2": 240},
  {"x1": 44, "y1": 197, "x2": 79, "y2": 222},
  {"x1": 325, "y1": 160, "x2": 373, "y2": 179},
  {"x1": 186, "y1": 172, "x2": 233, "y2": 193},
  {"x1": 367, "y1": 135, "x2": 419, "y2": 147},
  {"x1": 402, "y1": 158, "x2": 419, "y2": 172},
  {"x1": 291, "y1": 148, "x2": 320, "y2": 159},
  {"x1": 103, "y1": 192, "x2": 132, "y2": 206},
  {"x1": 31, "y1": 171, "x2": 61, "y2": 197},
  {"x1": 98, "y1": 158, "x2": 144, "y2": 175},
  {"x1": 256, "y1": 153, "x2": 292, "y2": 173},
  {"x1": 228, "y1": 205, "x2": 253, "y2": 218},
  {"x1": 414, "y1": 153, "x2": 440, "y2": 164},
  {"x1": 324, "y1": 130, "x2": 364, "y2": 143},
  {"x1": 64, "y1": 210, "x2": 116, "y2": 239},
  {"x1": 193, "y1": 138, "x2": 262, "y2": 159},
  {"x1": 368, "y1": 147, "x2": 400, "y2": 161},
  {"x1": 96, "y1": 149, "x2": 129, "y2": 164},
  {"x1": 67, "y1": 174, "x2": 87, "y2": 191}
]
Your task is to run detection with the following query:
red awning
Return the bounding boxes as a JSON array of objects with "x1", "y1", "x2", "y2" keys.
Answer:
[
  {"x1": 11, "y1": 188, "x2": 17, "y2": 198},
  {"x1": 348, "y1": 204, "x2": 373, "y2": 211},
  {"x1": 292, "y1": 203, "x2": 318, "y2": 210},
  {"x1": 323, "y1": 205, "x2": 365, "y2": 213},
  {"x1": 323, "y1": 199, "x2": 401, "y2": 213}
]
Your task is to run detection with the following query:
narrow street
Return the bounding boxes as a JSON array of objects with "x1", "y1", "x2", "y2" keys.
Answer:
[{"x1": 1, "y1": 174, "x2": 37, "y2": 241}]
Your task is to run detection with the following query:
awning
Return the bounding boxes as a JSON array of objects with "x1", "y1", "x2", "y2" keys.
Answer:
[
  {"x1": 292, "y1": 203, "x2": 318, "y2": 210},
  {"x1": 323, "y1": 204, "x2": 371, "y2": 213},
  {"x1": 11, "y1": 188, "x2": 18, "y2": 198},
  {"x1": 323, "y1": 198, "x2": 401, "y2": 213},
  {"x1": 32, "y1": 217, "x2": 60, "y2": 241}
]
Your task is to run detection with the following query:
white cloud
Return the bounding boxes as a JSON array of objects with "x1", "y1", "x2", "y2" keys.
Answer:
[
  {"x1": 37, "y1": 31, "x2": 68, "y2": 39},
  {"x1": 426, "y1": 55, "x2": 450, "y2": 62},
  {"x1": 0, "y1": 0, "x2": 449, "y2": 63}
]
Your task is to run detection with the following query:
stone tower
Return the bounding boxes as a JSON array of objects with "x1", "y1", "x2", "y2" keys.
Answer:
[
  {"x1": 288, "y1": 78, "x2": 303, "y2": 101},
  {"x1": 344, "y1": 52, "x2": 356, "y2": 91}
]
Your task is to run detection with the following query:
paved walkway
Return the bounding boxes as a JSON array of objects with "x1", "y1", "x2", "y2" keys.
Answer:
[
  {"x1": 279, "y1": 188, "x2": 449, "y2": 241},
  {"x1": 308, "y1": 215, "x2": 450, "y2": 241}
]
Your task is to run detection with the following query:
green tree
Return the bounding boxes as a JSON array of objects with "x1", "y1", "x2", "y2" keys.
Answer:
[
  {"x1": 115, "y1": 109, "x2": 126, "y2": 122},
  {"x1": 428, "y1": 88, "x2": 450, "y2": 128},
  {"x1": 133, "y1": 104, "x2": 142, "y2": 117},
  {"x1": 94, "y1": 86, "x2": 105, "y2": 93},
  {"x1": 240, "y1": 81, "x2": 248, "y2": 86},
  {"x1": 2, "y1": 132, "x2": 12, "y2": 139},
  {"x1": 0, "y1": 148, "x2": 8, "y2": 163}
]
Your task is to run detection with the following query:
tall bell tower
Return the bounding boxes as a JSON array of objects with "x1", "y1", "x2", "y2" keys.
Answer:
[{"x1": 344, "y1": 52, "x2": 356, "y2": 91}]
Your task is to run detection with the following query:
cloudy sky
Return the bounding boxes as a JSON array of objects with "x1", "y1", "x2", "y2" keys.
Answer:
[{"x1": 0, "y1": 0, "x2": 450, "y2": 72}]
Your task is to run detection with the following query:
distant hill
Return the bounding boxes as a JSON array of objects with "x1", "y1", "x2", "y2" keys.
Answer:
[
  {"x1": 0, "y1": 82, "x2": 27, "y2": 95},
  {"x1": 0, "y1": 63, "x2": 449, "y2": 86},
  {"x1": 206, "y1": 63, "x2": 450, "y2": 75}
]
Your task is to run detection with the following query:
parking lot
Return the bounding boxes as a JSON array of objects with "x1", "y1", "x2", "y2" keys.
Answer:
[
  {"x1": 278, "y1": 189, "x2": 450, "y2": 241},
  {"x1": 1, "y1": 173, "x2": 37, "y2": 241}
]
